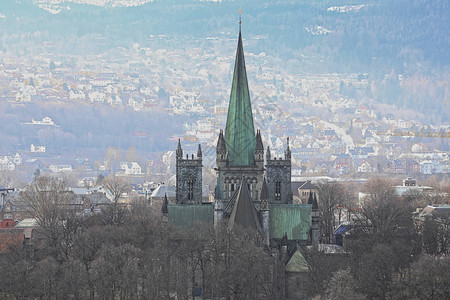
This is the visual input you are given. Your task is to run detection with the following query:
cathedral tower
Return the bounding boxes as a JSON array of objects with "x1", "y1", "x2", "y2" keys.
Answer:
[
  {"x1": 266, "y1": 138, "x2": 293, "y2": 204},
  {"x1": 176, "y1": 140, "x2": 203, "y2": 204},
  {"x1": 216, "y1": 23, "x2": 264, "y2": 204}
]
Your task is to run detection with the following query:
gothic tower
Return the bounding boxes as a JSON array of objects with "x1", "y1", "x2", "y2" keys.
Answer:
[
  {"x1": 176, "y1": 140, "x2": 203, "y2": 204},
  {"x1": 266, "y1": 138, "x2": 293, "y2": 204}
]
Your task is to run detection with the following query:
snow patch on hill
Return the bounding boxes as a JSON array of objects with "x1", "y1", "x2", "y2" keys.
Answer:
[
  {"x1": 305, "y1": 26, "x2": 331, "y2": 36},
  {"x1": 33, "y1": 0, "x2": 155, "y2": 10},
  {"x1": 327, "y1": 5, "x2": 367, "y2": 13}
]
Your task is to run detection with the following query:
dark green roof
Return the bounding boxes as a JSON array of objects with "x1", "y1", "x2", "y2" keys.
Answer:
[
  {"x1": 270, "y1": 204, "x2": 312, "y2": 241},
  {"x1": 168, "y1": 204, "x2": 213, "y2": 228},
  {"x1": 225, "y1": 29, "x2": 256, "y2": 166}
]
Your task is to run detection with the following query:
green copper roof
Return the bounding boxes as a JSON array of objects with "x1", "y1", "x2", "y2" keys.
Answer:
[
  {"x1": 225, "y1": 29, "x2": 256, "y2": 166},
  {"x1": 270, "y1": 204, "x2": 312, "y2": 241},
  {"x1": 168, "y1": 204, "x2": 213, "y2": 228}
]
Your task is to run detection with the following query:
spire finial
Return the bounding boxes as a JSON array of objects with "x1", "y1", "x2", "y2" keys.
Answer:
[{"x1": 238, "y1": 8, "x2": 242, "y2": 31}]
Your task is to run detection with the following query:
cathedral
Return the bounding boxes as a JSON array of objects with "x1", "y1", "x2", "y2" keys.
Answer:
[{"x1": 167, "y1": 24, "x2": 318, "y2": 254}]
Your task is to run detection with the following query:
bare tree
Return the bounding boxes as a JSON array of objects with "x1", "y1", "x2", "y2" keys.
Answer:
[
  {"x1": 125, "y1": 146, "x2": 138, "y2": 162},
  {"x1": 101, "y1": 175, "x2": 130, "y2": 226},
  {"x1": 21, "y1": 176, "x2": 75, "y2": 250},
  {"x1": 323, "y1": 268, "x2": 365, "y2": 300},
  {"x1": 346, "y1": 178, "x2": 419, "y2": 299},
  {"x1": 316, "y1": 181, "x2": 357, "y2": 243},
  {"x1": 102, "y1": 174, "x2": 130, "y2": 204},
  {"x1": 304, "y1": 250, "x2": 348, "y2": 298},
  {"x1": 357, "y1": 178, "x2": 414, "y2": 244},
  {"x1": 104, "y1": 146, "x2": 122, "y2": 170},
  {"x1": 393, "y1": 254, "x2": 450, "y2": 299},
  {"x1": 0, "y1": 170, "x2": 24, "y2": 188}
]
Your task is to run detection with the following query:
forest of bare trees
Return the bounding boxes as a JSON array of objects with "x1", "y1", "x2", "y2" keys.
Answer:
[{"x1": 0, "y1": 176, "x2": 449, "y2": 299}]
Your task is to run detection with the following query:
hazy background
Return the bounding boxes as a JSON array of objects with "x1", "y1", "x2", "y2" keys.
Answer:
[{"x1": 0, "y1": 0, "x2": 448, "y2": 159}]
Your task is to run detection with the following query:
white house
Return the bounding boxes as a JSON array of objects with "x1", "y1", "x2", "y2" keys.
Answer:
[
  {"x1": 358, "y1": 160, "x2": 373, "y2": 173},
  {"x1": 69, "y1": 89, "x2": 86, "y2": 100},
  {"x1": 197, "y1": 119, "x2": 212, "y2": 132},
  {"x1": 105, "y1": 84, "x2": 119, "y2": 94},
  {"x1": 106, "y1": 94, "x2": 122, "y2": 105},
  {"x1": 30, "y1": 144, "x2": 46, "y2": 153},
  {"x1": 420, "y1": 161, "x2": 433, "y2": 175},
  {"x1": 14, "y1": 153, "x2": 22, "y2": 165},
  {"x1": 41, "y1": 117, "x2": 54, "y2": 125},
  {"x1": 23, "y1": 85, "x2": 36, "y2": 96},
  {"x1": 307, "y1": 141, "x2": 320, "y2": 149},
  {"x1": 120, "y1": 162, "x2": 142, "y2": 175},
  {"x1": 411, "y1": 143, "x2": 427, "y2": 153},
  {"x1": 189, "y1": 104, "x2": 206, "y2": 113},
  {"x1": 15, "y1": 90, "x2": 31, "y2": 102},
  {"x1": 49, "y1": 165, "x2": 73, "y2": 173},
  {"x1": 88, "y1": 91, "x2": 106, "y2": 103},
  {"x1": 26, "y1": 117, "x2": 56, "y2": 126}
]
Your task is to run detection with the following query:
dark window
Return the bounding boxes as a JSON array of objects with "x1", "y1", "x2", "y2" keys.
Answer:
[
  {"x1": 275, "y1": 179, "x2": 281, "y2": 201},
  {"x1": 187, "y1": 177, "x2": 194, "y2": 201}
]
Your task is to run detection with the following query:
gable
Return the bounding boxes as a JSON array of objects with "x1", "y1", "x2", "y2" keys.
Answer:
[
  {"x1": 285, "y1": 248, "x2": 309, "y2": 272},
  {"x1": 228, "y1": 181, "x2": 262, "y2": 232}
]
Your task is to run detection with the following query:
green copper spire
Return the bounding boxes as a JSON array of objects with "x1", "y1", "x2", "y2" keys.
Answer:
[{"x1": 225, "y1": 24, "x2": 256, "y2": 166}]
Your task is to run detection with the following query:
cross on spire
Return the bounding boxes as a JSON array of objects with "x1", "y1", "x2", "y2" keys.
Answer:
[{"x1": 238, "y1": 8, "x2": 242, "y2": 31}]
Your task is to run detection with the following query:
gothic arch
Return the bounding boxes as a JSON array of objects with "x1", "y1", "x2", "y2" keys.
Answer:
[
  {"x1": 187, "y1": 174, "x2": 195, "y2": 201},
  {"x1": 274, "y1": 175, "x2": 281, "y2": 201}
]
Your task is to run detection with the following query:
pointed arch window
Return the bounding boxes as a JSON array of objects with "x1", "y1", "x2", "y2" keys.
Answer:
[
  {"x1": 187, "y1": 176, "x2": 194, "y2": 201},
  {"x1": 230, "y1": 179, "x2": 235, "y2": 197},
  {"x1": 225, "y1": 178, "x2": 229, "y2": 198},
  {"x1": 275, "y1": 178, "x2": 281, "y2": 201}
]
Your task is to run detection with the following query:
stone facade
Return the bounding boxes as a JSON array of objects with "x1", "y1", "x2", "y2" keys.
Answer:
[
  {"x1": 266, "y1": 157, "x2": 292, "y2": 204},
  {"x1": 175, "y1": 141, "x2": 203, "y2": 204},
  {"x1": 266, "y1": 139, "x2": 293, "y2": 204}
]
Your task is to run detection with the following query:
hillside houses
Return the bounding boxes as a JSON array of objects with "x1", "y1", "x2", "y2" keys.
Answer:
[
  {"x1": 0, "y1": 35, "x2": 448, "y2": 183},
  {"x1": 0, "y1": 157, "x2": 15, "y2": 171},
  {"x1": 0, "y1": 154, "x2": 22, "y2": 171}
]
